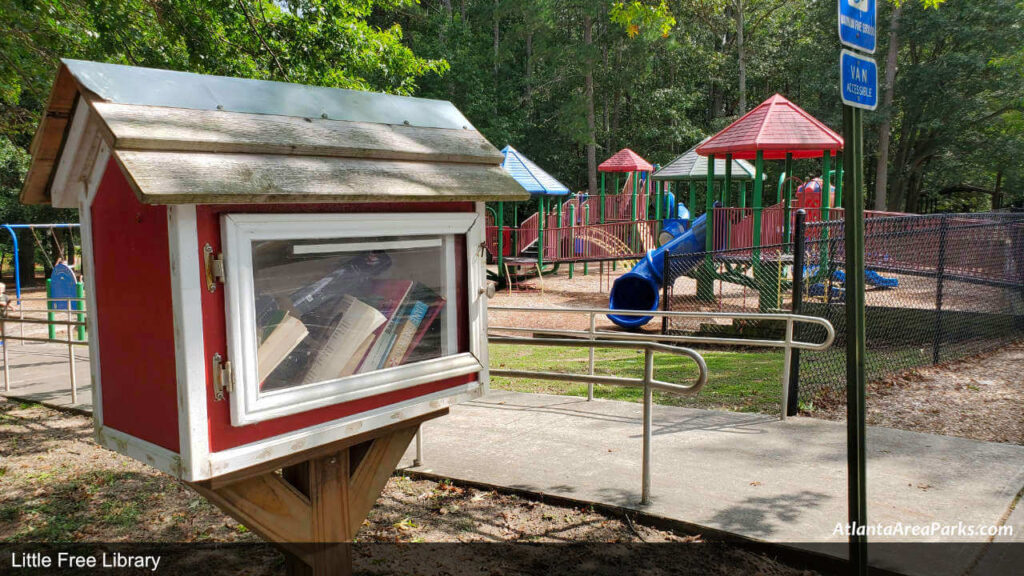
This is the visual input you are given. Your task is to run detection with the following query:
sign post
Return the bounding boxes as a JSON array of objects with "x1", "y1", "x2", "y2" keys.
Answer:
[{"x1": 838, "y1": 1, "x2": 875, "y2": 575}]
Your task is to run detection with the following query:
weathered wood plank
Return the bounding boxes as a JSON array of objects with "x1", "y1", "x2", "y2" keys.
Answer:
[
  {"x1": 347, "y1": 426, "x2": 418, "y2": 536},
  {"x1": 20, "y1": 64, "x2": 81, "y2": 205},
  {"x1": 114, "y1": 150, "x2": 529, "y2": 204},
  {"x1": 192, "y1": 473, "x2": 313, "y2": 544},
  {"x1": 93, "y1": 101, "x2": 503, "y2": 165}
]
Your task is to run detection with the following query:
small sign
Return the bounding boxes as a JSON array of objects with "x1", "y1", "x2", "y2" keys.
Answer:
[
  {"x1": 838, "y1": 0, "x2": 877, "y2": 54},
  {"x1": 840, "y1": 50, "x2": 878, "y2": 111}
]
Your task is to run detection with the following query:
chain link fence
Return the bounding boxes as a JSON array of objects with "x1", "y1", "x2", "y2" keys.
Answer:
[{"x1": 663, "y1": 211, "x2": 1024, "y2": 413}]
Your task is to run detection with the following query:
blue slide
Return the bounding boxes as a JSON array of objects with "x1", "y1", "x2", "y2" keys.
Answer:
[
  {"x1": 832, "y1": 268, "x2": 899, "y2": 288},
  {"x1": 607, "y1": 212, "x2": 707, "y2": 329}
]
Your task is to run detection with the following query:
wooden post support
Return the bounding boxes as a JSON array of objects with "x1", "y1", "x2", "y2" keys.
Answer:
[{"x1": 189, "y1": 409, "x2": 447, "y2": 576}]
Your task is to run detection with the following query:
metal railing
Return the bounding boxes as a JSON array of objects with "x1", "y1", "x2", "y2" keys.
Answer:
[
  {"x1": 482, "y1": 306, "x2": 835, "y2": 504},
  {"x1": 1, "y1": 296, "x2": 88, "y2": 404}
]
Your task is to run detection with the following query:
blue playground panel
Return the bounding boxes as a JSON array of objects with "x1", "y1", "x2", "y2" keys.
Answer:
[{"x1": 48, "y1": 262, "x2": 81, "y2": 311}]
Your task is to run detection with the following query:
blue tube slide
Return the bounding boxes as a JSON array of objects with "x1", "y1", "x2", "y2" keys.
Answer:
[{"x1": 607, "y1": 212, "x2": 707, "y2": 328}]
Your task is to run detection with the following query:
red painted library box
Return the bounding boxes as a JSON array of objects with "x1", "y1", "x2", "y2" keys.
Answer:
[{"x1": 22, "y1": 60, "x2": 526, "y2": 482}]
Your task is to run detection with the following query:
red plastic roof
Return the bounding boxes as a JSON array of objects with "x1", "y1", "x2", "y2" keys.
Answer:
[
  {"x1": 598, "y1": 148, "x2": 654, "y2": 173},
  {"x1": 696, "y1": 94, "x2": 843, "y2": 160}
]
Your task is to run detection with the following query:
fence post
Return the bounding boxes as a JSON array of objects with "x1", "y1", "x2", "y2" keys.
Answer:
[
  {"x1": 932, "y1": 216, "x2": 949, "y2": 365},
  {"x1": 787, "y1": 210, "x2": 806, "y2": 417},
  {"x1": 2, "y1": 313, "x2": 8, "y2": 392}
]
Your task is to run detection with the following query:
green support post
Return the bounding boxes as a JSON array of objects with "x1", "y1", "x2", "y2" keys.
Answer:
[
  {"x1": 698, "y1": 155, "x2": 716, "y2": 302},
  {"x1": 556, "y1": 196, "x2": 562, "y2": 227},
  {"x1": 835, "y1": 152, "x2": 844, "y2": 207},
  {"x1": 724, "y1": 154, "x2": 732, "y2": 207},
  {"x1": 568, "y1": 204, "x2": 576, "y2": 279},
  {"x1": 783, "y1": 153, "x2": 794, "y2": 244},
  {"x1": 842, "y1": 104, "x2": 868, "y2": 576},
  {"x1": 630, "y1": 172, "x2": 639, "y2": 252},
  {"x1": 739, "y1": 181, "x2": 747, "y2": 209},
  {"x1": 537, "y1": 196, "x2": 545, "y2": 269},
  {"x1": 655, "y1": 180, "x2": 662, "y2": 221},
  {"x1": 689, "y1": 181, "x2": 697, "y2": 216},
  {"x1": 75, "y1": 282, "x2": 85, "y2": 340},
  {"x1": 751, "y1": 150, "x2": 775, "y2": 312},
  {"x1": 47, "y1": 278, "x2": 55, "y2": 340},
  {"x1": 583, "y1": 205, "x2": 590, "y2": 275},
  {"x1": 819, "y1": 150, "x2": 833, "y2": 275},
  {"x1": 600, "y1": 172, "x2": 606, "y2": 224},
  {"x1": 821, "y1": 150, "x2": 832, "y2": 221}
]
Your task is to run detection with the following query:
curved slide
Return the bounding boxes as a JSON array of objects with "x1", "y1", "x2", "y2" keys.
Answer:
[{"x1": 607, "y1": 213, "x2": 707, "y2": 329}]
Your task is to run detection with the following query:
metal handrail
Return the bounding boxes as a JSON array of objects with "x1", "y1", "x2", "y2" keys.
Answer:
[
  {"x1": 489, "y1": 334, "x2": 708, "y2": 505},
  {"x1": 1, "y1": 303, "x2": 88, "y2": 404},
  {"x1": 481, "y1": 306, "x2": 835, "y2": 505}
]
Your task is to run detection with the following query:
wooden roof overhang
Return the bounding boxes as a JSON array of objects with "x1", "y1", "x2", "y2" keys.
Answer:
[{"x1": 22, "y1": 60, "x2": 528, "y2": 207}]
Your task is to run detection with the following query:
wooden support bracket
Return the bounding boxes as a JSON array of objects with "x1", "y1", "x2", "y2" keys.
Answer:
[{"x1": 189, "y1": 409, "x2": 446, "y2": 575}]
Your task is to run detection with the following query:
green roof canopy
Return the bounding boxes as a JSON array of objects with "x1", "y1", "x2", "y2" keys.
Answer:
[{"x1": 651, "y1": 138, "x2": 759, "y2": 181}]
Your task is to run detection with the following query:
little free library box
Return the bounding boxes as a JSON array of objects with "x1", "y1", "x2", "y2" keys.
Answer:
[{"x1": 21, "y1": 60, "x2": 526, "y2": 563}]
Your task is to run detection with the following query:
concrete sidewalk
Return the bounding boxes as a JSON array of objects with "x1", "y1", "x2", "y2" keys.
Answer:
[
  {"x1": 0, "y1": 341, "x2": 91, "y2": 413},
  {"x1": 401, "y1": 391, "x2": 1024, "y2": 576}
]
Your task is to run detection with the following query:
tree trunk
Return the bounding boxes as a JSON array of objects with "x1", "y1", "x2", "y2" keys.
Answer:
[
  {"x1": 584, "y1": 14, "x2": 597, "y2": 195},
  {"x1": 736, "y1": 0, "x2": 746, "y2": 114},
  {"x1": 17, "y1": 229, "x2": 35, "y2": 287},
  {"x1": 492, "y1": 0, "x2": 500, "y2": 75},
  {"x1": 873, "y1": 5, "x2": 902, "y2": 211},
  {"x1": 993, "y1": 170, "x2": 1003, "y2": 210},
  {"x1": 524, "y1": 30, "x2": 533, "y2": 110}
]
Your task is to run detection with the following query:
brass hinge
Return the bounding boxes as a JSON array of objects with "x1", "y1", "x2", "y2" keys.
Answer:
[
  {"x1": 212, "y1": 353, "x2": 233, "y2": 401},
  {"x1": 203, "y1": 243, "x2": 225, "y2": 293}
]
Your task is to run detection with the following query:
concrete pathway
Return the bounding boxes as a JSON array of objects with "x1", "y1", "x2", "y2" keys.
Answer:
[
  {"x1": 400, "y1": 391, "x2": 1024, "y2": 576},
  {"x1": 0, "y1": 341, "x2": 91, "y2": 413}
]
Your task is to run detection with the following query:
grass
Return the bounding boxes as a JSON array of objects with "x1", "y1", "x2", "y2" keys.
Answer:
[{"x1": 489, "y1": 343, "x2": 785, "y2": 414}]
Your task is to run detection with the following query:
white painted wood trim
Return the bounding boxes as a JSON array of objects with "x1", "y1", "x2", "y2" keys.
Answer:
[
  {"x1": 51, "y1": 96, "x2": 90, "y2": 208},
  {"x1": 204, "y1": 381, "x2": 481, "y2": 480},
  {"x1": 96, "y1": 426, "x2": 184, "y2": 479},
  {"x1": 79, "y1": 143, "x2": 109, "y2": 434},
  {"x1": 470, "y1": 203, "x2": 489, "y2": 392},
  {"x1": 167, "y1": 205, "x2": 210, "y2": 482},
  {"x1": 220, "y1": 211, "x2": 479, "y2": 426}
]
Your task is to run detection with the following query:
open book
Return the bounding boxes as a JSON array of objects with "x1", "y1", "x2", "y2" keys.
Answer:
[{"x1": 301, "y1": 295, "x2": 386, "y2": 385}]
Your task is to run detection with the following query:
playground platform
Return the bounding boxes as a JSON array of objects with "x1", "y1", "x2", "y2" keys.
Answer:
[
  {"x1": 3, "y1": 351, "x2": 1021, "y2": 576},
  {"x1": 400, "y1": 391, "x2": 1024, "y2": 576}
]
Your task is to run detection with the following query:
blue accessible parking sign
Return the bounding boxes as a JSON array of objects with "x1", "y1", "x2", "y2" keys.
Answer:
[
  {"x1": 838, "y1": 0, "x2": 877, "y2": 54},
  {"x1": 840, "y1": 50, "x2": 878, "y2": 111}
]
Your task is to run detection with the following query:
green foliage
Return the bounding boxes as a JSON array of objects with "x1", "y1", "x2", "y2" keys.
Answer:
[
  {"x1": 610, "y1": 1, "x2": 676, "y2": 39},
  {"x1": 0, "y1": 0, "x2": 1021, "y2": 221}
]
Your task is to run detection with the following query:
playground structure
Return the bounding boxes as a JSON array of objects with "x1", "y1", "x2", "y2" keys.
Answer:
[
  {"x1": 486, "y1": 147, "x2": 673, "y2": 282},
  {"x1": 607, "y1": 94, "x2": 903, "y2": 327}
]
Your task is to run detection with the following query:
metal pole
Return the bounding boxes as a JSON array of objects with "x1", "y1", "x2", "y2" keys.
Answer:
[
  {"x1": 641, "y1": 349, "x2": 654, "y2": 506},
  {"x1": 698, "y1": 155, "x2": 716, "y2": 302},
  {"x1": 780, "y1": 318, "x2": 793, "y2": 421},
  {"x1": 67, "y1": 308, "x2": 76, "y2": 404},
  {"x1": 413, "y1": 425, "x2": 423, "y2": 467},
  {"x1": 2, "y1": 314, "x2": 8, "y2": 392},
  {"x1": 588, "y1": 312, "x2": 596, "y2": 401},
  {"x1": 724, "y1": 154, "x2": 733, "y2": 206},
  {"x1": 784, "y1": 153, "x2": 794, "y2": 244},
  {"x1": 842, "y1": 104, "x2": 868, "y2": 575},
  {"x1": 497, "y1": 201, "x2": 505, "y2": 276},
  {"x1": 600, "y1": 172, "x2": 606, "y2": 224},
  {"x1": 932, "y1": 216, "x2": 949, "y2": 364},
  {"x1": 788, "y1": 210, "x2": 806, "y2": 417}
]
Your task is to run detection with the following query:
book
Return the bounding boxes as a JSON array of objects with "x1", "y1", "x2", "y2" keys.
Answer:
[
  {"x1": 354, "y1": 280, "x2": 415, "y2": 374},
  {"x1": 301, "y1": 295, "x2": 386, "y2": 384},
  {"x1": 400, "y1": 284, "x2": 446, "y2": 365},
  {"x1": 382, "y1": 301, "x2": 429, "y2": 368},
  {"x1": 257, "y1": 311, "x2": 309, "y2": 384},
  {"x1": 337, "y1": 333, "x2": 375, "y2": 378}
]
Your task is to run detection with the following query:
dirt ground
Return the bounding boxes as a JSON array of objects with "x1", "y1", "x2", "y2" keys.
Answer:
[
  {"x1": 812, "y1": 341, "x2": 1024, "y2": 444},
  {"x1": 0, "y1": 400, "x2": 820, "y2": 575}
]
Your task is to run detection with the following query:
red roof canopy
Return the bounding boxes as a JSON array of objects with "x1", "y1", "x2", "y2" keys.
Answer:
[
  {"x1": 598, "y1": 148, "x2": 654, "y2": 173},
  {"x1": 696, "y1": 94, "x2": 843, "y2": 160}
]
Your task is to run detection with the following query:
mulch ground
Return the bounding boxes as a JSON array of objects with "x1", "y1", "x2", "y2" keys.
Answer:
[{"x1": 811, "y1": 341, "x2": 1024, "y2": 444}]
